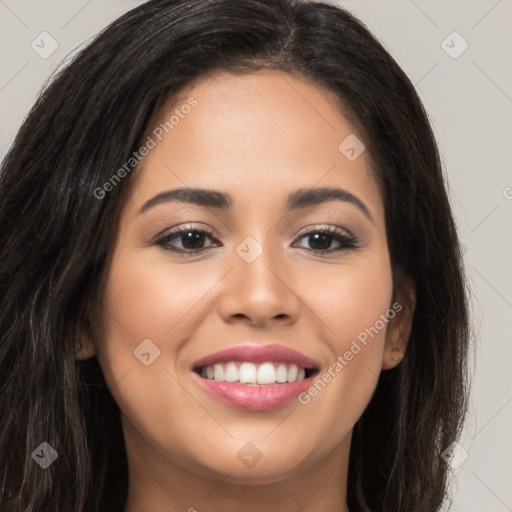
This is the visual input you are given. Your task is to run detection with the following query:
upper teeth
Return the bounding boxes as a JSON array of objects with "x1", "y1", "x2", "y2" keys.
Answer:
[{"x1": 199, "y1": 362, "x2": 307, "y2": 384}]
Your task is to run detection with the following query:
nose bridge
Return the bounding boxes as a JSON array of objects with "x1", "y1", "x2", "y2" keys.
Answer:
[
  {"x1": 234, "y1": 232, "x2": 285, "y2": 295},
  {"x1": 216, "y1": 230, "x2": 300, "y2": 325}
]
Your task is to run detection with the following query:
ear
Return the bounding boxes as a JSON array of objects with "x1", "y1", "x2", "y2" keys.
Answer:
[
  {"x1": 75, "y1": 317, "x2": 96, "y2": 360},
  {"x1": 382, "y1": 276, "x2": 415, "y2": 370}
]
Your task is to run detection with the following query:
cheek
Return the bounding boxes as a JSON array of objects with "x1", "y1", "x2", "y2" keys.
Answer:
[
  {"x1": 100, "y1": 248, "x2": 209, "y2": 342},
  {"x1": 297, "y1": 252, "x2": 393, "y2": 424},
  {"x1": 95, "y1": 248, "x2": 193, "y2": 388},
  {"x1": 312, "y1": 252, "x2": 393, "y2": 352},
  {"x1": 95, "y1": 249, "x2": 215, "y2": 456}
]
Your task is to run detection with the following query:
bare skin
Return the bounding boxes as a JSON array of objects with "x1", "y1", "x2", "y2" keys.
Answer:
[{"x1": 79, "y1": 70, "x2": 414, "y2": 512}]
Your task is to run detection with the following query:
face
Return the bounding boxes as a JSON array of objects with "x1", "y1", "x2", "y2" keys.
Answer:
[{"x1": 83, "y1": 71, "x2": 412, "y2": 487}]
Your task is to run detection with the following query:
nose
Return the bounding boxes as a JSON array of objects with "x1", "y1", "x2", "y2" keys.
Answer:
[{"x1": 215, "y1": 239, "x2": 301, "y2": 328}]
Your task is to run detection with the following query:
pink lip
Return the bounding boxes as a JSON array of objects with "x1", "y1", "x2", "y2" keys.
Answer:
[
  {"x1": 192, "y1": 343, "x2": 319, "y2": 369},
  {"x1": 191, "y1": 344, "x2": 319, "y2": 411}
]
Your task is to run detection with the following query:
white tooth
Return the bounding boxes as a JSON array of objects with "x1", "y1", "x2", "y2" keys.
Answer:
[
  {"x1": 200, "y1": 367, "x2": 207, "y2": 378},
  {"x1": 224, "y1": 362, "x2": 238, "y2": 382},
  {"x1": 257, "y1": 362, "x2": 276, "y2": 384},
  {"x1": 239, "y1": 362, "x2": 257, "y2": 384},
  {"x1": 297, "y1": 367, "x2": 306, "y2": 381},
  {"x1": 276, "y1": 364, "x2": 288, "y2": 383},
  {"x1": 206, "y1": 366, "x2": 214, "y2": 380},
  {"x1": 214, "y1": 363, "x2": 225, "y2": 382},
  {"x1": 287, "y1": 364, "x2": 299, "y2": 382}
]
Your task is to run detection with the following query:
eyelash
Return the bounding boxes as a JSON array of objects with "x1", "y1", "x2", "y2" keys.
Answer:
[{"x1": 155, "y1": 223, "x2": 360, "y2": 257}]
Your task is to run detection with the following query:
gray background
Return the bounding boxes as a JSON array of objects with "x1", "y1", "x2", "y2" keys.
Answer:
[{"x1": 1, "y1": 1, "x2": 511, "y2": 510}]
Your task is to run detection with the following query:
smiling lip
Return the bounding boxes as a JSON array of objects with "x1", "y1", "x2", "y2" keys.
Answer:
[
  {"x1": 192, "y1": 343, "x2": 319, "y2": 369},
  {"x1": 191, "y1": 344, "x2": 319, "y2": 411}
]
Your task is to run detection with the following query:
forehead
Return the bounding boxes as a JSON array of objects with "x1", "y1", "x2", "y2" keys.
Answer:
[{"x1": 126, "y1": 71, "x2": 383, "y2": 221}]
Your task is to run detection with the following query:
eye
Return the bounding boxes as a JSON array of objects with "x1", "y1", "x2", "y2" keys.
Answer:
[
  {"x1": 155, "y1": 224, "x2": 360, "y2": 256},
  {"x1": 156, "y1": 224, "x2": 219, "y2": 256},
  {"x1": 293, "y1": 225, "x2": 360, "y2": 254}
]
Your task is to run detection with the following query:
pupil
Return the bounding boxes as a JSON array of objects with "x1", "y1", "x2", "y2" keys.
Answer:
[
  {"x1": 309, "y1": 233, "x2": 331, "y2": 251},
  {"x1": 182, "y1": 231, "x2": 205, "y2": 250}
]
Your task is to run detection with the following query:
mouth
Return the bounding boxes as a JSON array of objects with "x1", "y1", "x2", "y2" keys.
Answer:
[
  {"x1": 193, "y1": 361, "x2": 318, "y2": 384},
  {"x1": 191, "y1": 344, "x2": 320, "y2": 411}
]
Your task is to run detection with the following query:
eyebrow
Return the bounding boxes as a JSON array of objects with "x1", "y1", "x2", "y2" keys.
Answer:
[{"x1": 137, "y1": 186, "x2": 373, "y2": 222}]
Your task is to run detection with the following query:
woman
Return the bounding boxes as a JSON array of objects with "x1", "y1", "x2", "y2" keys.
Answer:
[{"x1": 0, "y1": 0, "x2": 471, "y2": 510}]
